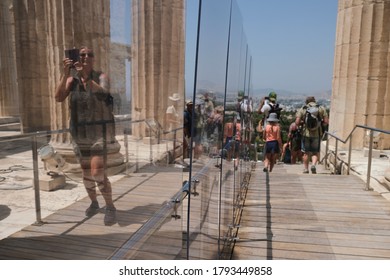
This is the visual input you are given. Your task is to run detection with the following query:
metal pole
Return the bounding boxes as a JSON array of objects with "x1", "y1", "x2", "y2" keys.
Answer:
[
  {"x1": 124, "y1": 133, "x2": 129, "y2": 163},
  {"x1": 365, "y1": 130, "x2": 374, "y2": 191},
  {"x1": 103, "y1": 122, "x2": 107, "y2": 178},
  {"x1": 325, "y1": 137, "x2": 329, "y2": 169},
  {"x1": 149, "y1": 126, "x2": 153, "y2": 164},
  {"x1": 31, "y1": 135, "x2": 43, "y2": 225},
  {"x1": 347, "y1": 134, "x2": 352, "y2": 175},
  {"x1": 334, "y1": 140, "x2": 338, "y2": 174},
  {"x1": 173, "y1": 130, "x2": 177, "y2": 161}
]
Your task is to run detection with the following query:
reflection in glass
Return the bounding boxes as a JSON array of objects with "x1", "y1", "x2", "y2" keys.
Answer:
[{"x1": 0, "y1": 0, "x2": 253, "y2": 260}]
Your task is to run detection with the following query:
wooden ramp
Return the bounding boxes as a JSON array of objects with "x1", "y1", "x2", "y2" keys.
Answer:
[
  {"x1": 1, "y1": 160, "x2": 390, "y2": 260},
  {"x1": 0, "y1": 165, "x2": 185, "y2": 260},
  {"x1": 232, "y1": 163, "x2": 390, "y2": 260}
]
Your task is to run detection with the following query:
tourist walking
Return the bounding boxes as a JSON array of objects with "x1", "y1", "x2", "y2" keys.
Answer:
[
  {"x1": 288, "y1": 122, "x2": 303, "y2": 164},
  {"x1": 262, "y1": 113, "x2": 282, "y2": 172},
  {"x1": 258, "y1": 91, "x2": 282, "y2": 130},
  {"x1": 295, "y1": 96, "x2": 329, "y2": 174}
]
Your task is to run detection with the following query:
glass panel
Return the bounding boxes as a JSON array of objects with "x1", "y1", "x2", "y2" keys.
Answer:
[
  {"x1": 0, "y1": 0, "x2": 252, "y2": 260},
  {"x1": 183, "y1": 0, "x2": 252, "y2": 259},
  {"x1": 0, "y1": 0, "x2": 184, "y2": 260}
]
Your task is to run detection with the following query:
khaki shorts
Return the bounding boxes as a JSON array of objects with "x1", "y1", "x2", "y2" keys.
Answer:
[{"x1": 301, "y1": 136, "x2": 320, "y2": 153}]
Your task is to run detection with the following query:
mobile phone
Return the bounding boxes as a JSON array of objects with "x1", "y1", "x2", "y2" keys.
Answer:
[{"x1": 64, "y1": 48, "x2": 80, "y2": 63}]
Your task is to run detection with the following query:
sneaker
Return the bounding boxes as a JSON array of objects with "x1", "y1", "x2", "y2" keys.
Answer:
[
  {"x1": 104, "y1": 206, "x2": 117, "y2": 226},
  {"x1": 311, "y1": 165, "x2": 317, "y2": 174},
  {"x1": 85, "y1": 201, "x2": 100, "y2": 217},
  {"x1": 303, "y1": 169, "x2": 309, "y2": 174}
]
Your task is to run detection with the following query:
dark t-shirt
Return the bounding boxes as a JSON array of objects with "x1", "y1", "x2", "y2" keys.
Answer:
[{"x1": 69, "y1": 70, "x2": 115, "y2": 152}]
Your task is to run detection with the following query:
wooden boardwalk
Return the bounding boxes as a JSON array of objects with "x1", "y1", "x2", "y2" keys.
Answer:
[
  {"x1": 232, "y1": 163, "x2": 390, "y2": 260},
  {"x1": 0, "y1": 164, "x2": 184, "y2": 260},
  {"x1": 1, "y1": 160, "x2": 390, "y2": 260}
]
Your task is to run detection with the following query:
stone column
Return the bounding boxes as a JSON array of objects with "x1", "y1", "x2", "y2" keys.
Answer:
[
  {"x1": 329, "y1": 0, "x2": 390, "y2": 149},
  {"x1": 131, "y1": 0, "x2": 185, "y2": 138},
  {"x1": 12, "y1": 0, "x2": 53, "y2": 132},
  {"x1": 0, "y1": 0, "x2": 19, "y2": 118}
]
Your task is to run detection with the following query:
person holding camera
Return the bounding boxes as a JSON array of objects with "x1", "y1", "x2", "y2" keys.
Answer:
[{"x1": 55, "y1": 46, "x2": 117, "y2": 226}]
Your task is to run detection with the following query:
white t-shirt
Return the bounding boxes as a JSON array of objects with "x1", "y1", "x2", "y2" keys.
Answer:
[
  {"x1": 166, "y1": 105, "x2": 179, "y2": 130},
  {"x1": 261, "y1": 101, "x2": 271, "y2": 128}
]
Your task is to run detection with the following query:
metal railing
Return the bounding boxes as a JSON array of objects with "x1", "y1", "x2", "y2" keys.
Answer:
[
  {"x1": 323, "y1": 124, "x2": 390, "y2": 191},
  {"x1": 0, "y1": 116, "x2": 175, "y2": 225}
]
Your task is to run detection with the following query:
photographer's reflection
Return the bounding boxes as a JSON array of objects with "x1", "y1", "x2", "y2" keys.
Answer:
[{"x1": 55, "y1": 46, "x2": 117, "y2": 226}]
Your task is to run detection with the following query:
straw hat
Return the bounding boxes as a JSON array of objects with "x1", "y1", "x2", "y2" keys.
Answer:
[{"x1": 169, "y1": 93, "x2": 181, "y2": 101}]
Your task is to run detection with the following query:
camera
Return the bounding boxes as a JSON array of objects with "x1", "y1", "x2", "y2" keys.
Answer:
[{"x1": 64, "y1": 48, "x2": 80, "y2": 65}]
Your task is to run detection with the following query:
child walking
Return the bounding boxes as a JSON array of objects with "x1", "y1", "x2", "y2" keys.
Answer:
[{"x1": 263, "y1": 113, "x2": 282, "y2": 172}]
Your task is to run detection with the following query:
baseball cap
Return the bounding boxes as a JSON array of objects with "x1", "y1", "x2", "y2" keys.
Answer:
[{"x1": 269, "y1": 92, "x2": 277, "y2": 102}]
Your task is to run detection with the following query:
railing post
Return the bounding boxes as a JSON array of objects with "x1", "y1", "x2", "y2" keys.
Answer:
[
  {"x1": 365, "y1": 130, "x2": 374, "y2": 191},
  {"x1": 31, "y1": 135, "x2": 43, "y2": 225},
  {"x1": 173, "y1": 130, "x2": 177, "y2": 161},
  {"x1": 334, "y1": 140, "x2": 338, "y2": 174},
  {"x1": 347, "y1": 134, "x2": 352, "y2": 175},
  {"x1": 103, "y1": 122, "x2": 107, "y2": 178},
  {"x1": 124, "y1": 133, "x2": 129, "y2": 163},
  {"x1": 149, "y1": 126, "x2": 153, "y2": 164},
  {"x1": 325, "y1": 137, "x2": 329, "y2": 169}
]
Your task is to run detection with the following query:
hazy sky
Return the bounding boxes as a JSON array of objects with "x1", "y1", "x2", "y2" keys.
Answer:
[{"x1": 237, "y1": 0, "x2": 338, "y2": 94}]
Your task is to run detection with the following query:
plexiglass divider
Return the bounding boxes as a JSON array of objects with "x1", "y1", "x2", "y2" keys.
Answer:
[
  {"x1": 183, "y1": 0, "x2": 253, "y2": 259},
  {"x1": 0, "y1": 0, "x2": 253, "y2": 260}
]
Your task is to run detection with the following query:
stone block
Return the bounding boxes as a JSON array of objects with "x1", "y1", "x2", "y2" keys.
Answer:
[
  {"x1": 39, "y1": 174, "x2": 66, "y2": 191},
  {"x1": 363, "y1": 148, "x2": 381, "y2": 158},
  {"x1": 143, "y1": 137, "x2": 158, "y2": 145}
]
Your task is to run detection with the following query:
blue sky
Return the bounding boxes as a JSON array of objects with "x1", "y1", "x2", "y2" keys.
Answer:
[
  {"x1": 236, "y1": 0, "x2": 338, "y2": 94},
  {"x1": 110, "y1": 0, "x2": 339, "y2": 96}
]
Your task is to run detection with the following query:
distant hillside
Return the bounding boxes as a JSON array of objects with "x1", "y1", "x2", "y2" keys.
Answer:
[{"x1": 251, "y1": 88, "x2": 332, "y2": 100}]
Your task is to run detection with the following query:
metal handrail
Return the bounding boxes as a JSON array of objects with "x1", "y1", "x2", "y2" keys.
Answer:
[
  {"x1": 109, "y1": 160, "x2": 215, "y2": 260},
  {"x1": 323, "y1": 124, "x2": 390, "y2": 191},
  {"x1": 0, "y1": 117, "x2": 164, "y2": 225}
]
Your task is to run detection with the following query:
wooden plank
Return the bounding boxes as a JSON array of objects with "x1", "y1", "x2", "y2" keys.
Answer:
[
  {"x1": 232, "y1": 163, "x2": 390, "y2": 260},
  {"x1": 0, "y1": 165, "x2": 185, "y2": 260},
  {"x1": 2, "y1": 160, "x2": 390, "y2": 260}
]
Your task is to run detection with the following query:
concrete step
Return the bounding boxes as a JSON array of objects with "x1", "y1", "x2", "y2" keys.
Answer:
[
  {"x1": 0, "y1": 122, "x2": 20, "y2": 131},
  {"x1": 0, "y1": 117, "x2": 20, "y2": 131}
]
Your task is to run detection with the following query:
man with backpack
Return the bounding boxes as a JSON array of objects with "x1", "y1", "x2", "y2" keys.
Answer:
[
  {"x1": 295, "y1": 96, "x2": 328, "y2": 174},
  {"x1": 258, "y1": 91, "x2": 282, "y2": 130}
]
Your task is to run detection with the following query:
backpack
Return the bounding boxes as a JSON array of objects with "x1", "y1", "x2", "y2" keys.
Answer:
[
  {"x1": 283, "y1": 144, "x2": 291, "y2": 164},
  {"x1": 268, "y1": 102, "x2": 282, "y2": 119},
  {"x1": 184, "y1": 110, "x2": 192, "y2": 137},
  {"x1": 304, "y1": 104, "x2": 320, "y2": 131}
]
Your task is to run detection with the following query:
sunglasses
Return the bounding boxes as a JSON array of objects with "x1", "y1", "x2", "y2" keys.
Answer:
[{"x1": 80, "y1": 53, "x2": 94, "y2": 57}]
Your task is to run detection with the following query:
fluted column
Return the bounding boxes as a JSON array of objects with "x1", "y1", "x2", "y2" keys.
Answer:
[
  {"x1": 12, "y1": 0, "x2": 52, "y2": 132},
  {"x1": 330, "y1": 0, "x2": 390, "y2": 149},
  {"x1": 131, "y1": 0, "x2": 185, "y2": 138},
  {"x1": 0, "y1": 0, "x2": 19, "y2": 118}
]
